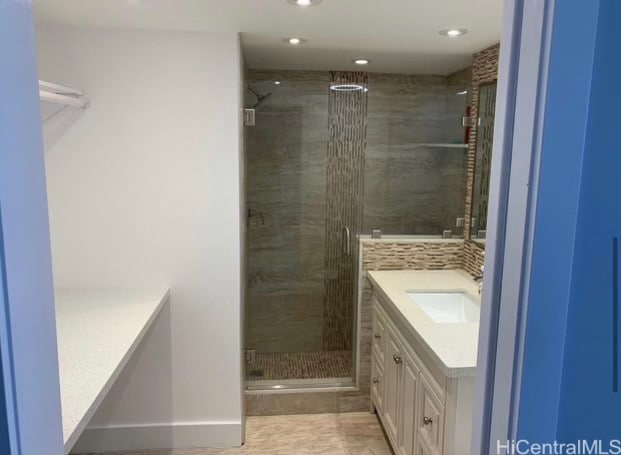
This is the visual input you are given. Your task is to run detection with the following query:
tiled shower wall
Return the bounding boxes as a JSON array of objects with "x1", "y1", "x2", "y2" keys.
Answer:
[{"x1": 246, "y1": 70, "x2": 473, "y2": 354}]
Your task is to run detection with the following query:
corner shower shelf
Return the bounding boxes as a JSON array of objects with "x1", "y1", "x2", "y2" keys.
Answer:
[{"x1": 413, "y1": 143, "x2": 468, "y2": 149}]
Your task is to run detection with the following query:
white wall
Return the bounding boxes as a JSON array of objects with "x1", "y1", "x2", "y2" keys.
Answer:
[{"x1": 36, "y1": 25, "x2": 245, "y2": 451}]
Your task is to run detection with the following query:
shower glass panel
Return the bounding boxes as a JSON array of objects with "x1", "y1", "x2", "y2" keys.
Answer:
[
  {"x1": 245, "y1": 71, "x2": 365, "y2": 388},
  {"x1": 363, "y1": 72, "x2": 470, "y2": 236}
]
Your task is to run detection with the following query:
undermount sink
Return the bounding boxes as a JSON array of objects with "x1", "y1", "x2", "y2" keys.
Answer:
[{"x1": 407, "y1": 291, "x2": 479, "y2": 324}]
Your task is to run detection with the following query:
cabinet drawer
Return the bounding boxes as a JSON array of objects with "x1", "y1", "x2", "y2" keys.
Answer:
[
  {"x1": 382, "y1": 323, "x2": 402, "y2": 446},
  {"x1": 372, "y1": 302, "x2": 387, "y2": 366},
  {"x1": 418, "y1": 374, "x2": 446, "y2": 454},
  {"x1": 371, "y1": 351, "x2": 385, "y2": 414}
]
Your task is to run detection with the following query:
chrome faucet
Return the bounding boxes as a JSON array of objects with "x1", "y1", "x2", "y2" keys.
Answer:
[{"x1": 474, "y1": 265, "x2": 484, "y2": 295}]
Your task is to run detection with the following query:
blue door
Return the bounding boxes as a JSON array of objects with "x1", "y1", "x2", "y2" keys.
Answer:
[
  {"x1": 0, "y1": 350, "x2": 10, "y2": 455},
  {"x1": 0, "y1": 1, "x2": 65, "y2": 454},
  {"x1": 556, "y1": 0, "x2": 621, "y2": 441},
  {"x1": 516, "y1": 0, "x2": 621, "y2": 447}
]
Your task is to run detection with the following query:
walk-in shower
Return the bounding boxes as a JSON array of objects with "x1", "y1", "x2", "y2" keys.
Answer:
[{"x1": 244, "y1": 69, "x2": 469, "y2": 390}]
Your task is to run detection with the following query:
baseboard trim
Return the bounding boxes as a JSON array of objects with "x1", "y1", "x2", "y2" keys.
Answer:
[{"x1": 71, "y1": 420, "x2": 243, "y2": 453}]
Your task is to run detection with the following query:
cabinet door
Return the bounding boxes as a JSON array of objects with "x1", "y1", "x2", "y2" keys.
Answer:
[
  {"x1": 418, "y1": 374, "x2": 445, "y2": 454},
  {"x1": 372, "y1": 302, "x2": 387, "y2": 366},
  {"x1": 383, "y1": 324, "x2": 402, "y2": 445},
  {"x1": 398, "y1": 348, "x2": 420, "y2": 455},
  {"x1": 371, "y1": 352, "x2": 385, "y2": 414}
]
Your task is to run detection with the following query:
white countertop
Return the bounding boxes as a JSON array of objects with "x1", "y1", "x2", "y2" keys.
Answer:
[
  {"x1": 55, "y1": 287, "x2": 170, "y2": 454},
  {"x1": 367, "y1": 270, "x2": 479, "y2": 377}
]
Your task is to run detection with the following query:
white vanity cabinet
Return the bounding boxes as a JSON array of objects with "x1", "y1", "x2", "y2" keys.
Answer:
[{"x1": 370, "y1": 291, "x2": 476, "y2": 455}]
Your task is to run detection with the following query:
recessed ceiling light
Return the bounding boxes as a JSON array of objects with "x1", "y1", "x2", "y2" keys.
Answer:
[
  {"x1": 353, "y1": 59, "x2": 371, "y2": 65},
  {"x1": 457, "y1": 90, "x2": 468, "y2": 95},
  {"x1": 284, "y1": 37, "x2": 307, "y2": 45},
  {"x1": 275, "y1": 81, "x2": 281, "y2": 85},
  {"x1": 439, "y1": 28, "x2": 468, "y2": 37},
  {"x1": 287, "y1": 0, "x2": 322, "y2": 6}
]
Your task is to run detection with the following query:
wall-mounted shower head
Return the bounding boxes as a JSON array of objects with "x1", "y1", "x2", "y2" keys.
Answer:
[{"x1": 247, "y1": 85, "x2": 272, "y2": 109}]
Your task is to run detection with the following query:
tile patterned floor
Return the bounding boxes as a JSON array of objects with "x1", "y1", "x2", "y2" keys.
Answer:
[
  {"x1": 78, "y1": 412, "x2": 392, "y2": 455},
  {"x1": 247, "y1": 350, "x2": 353, "y2": 381}
]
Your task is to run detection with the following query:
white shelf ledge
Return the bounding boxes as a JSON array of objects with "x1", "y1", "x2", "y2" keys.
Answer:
[
  {"x1": 413, "y1": 143, "x2": 468, "y2": 149},
  {"x1": 55, "y1": 287, "x2": 170, "y2": 454}
]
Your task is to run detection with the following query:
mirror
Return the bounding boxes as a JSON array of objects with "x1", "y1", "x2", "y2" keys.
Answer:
[{"x1": 470, "y1": 82, "x2": 497, "y2": 245}]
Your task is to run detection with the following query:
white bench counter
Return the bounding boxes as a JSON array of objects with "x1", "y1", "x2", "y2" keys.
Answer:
[{"x1": 55, "y1": 287, "x2": 170, "y2": 454}]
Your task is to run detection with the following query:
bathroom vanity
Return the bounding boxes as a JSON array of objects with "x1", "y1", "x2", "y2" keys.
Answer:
[{"x1": 368, "y1": 270, "x2": 479, "y2": 455}]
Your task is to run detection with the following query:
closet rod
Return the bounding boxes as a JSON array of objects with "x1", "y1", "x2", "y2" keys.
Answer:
[
  {"x1": 39, "y1": 90, "x2": 88, "y2": 108},
  {"x1": 38, "y1": 80, "x2": 90, "y2": 109},
  {"x1": 38, "y1": 80, "x2": 83, "y2": 96}
]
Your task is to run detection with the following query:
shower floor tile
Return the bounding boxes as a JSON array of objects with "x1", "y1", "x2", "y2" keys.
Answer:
[{"x1": 247, "y1": 350, "x2": 353, "y2": 381}]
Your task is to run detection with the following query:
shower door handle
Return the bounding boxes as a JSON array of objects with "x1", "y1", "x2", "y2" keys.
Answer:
[{"x1": 342, "y1": 226, "x2": 351, "y2": 256}]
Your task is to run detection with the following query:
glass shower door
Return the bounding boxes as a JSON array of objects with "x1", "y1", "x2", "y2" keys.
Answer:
[{"x1": 244, "y1": 71, "x2": 367, "y2": 389}]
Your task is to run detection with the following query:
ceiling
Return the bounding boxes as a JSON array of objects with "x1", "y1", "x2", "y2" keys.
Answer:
[{"x1": 34, "y1": 0, "x2": 503, "y2": 75}]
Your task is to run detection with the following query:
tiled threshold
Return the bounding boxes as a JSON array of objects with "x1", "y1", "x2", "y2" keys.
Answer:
[{"x1": 245, "y1": 387, "x2": 369, "y2": 416}]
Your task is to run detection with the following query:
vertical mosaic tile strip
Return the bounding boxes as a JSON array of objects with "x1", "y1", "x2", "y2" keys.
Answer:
[{"x1": 323, "y1": 71, "x2": 369, "y2": 351}]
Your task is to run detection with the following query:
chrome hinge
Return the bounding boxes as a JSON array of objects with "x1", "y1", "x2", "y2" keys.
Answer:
[
  {"x1": 462, "y1": 116, "x2": 478, "y2": 127},
  {"x1": 244, "y1": 349, "x2": 256, "y2": 364},
  {"x1": 244, "y1": 108, "x2": 256, "y2": 126}
]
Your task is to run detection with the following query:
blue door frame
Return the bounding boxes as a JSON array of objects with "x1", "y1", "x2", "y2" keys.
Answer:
[
  {"x1": 519, "y1": 0, "x2": 621, "y2": 445},
  {"x1": 0, "y1": 1, "x2": 65, "y2": 454},
  {"x1": 517, "y1": 0, "x2": 601, "y2": 442},
  {"x1": 0, "y1": 327, "x2": 11, "y2": 455},
  {"x1": 474, "y1": 0, "x2": 621, "y2": 452}
]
